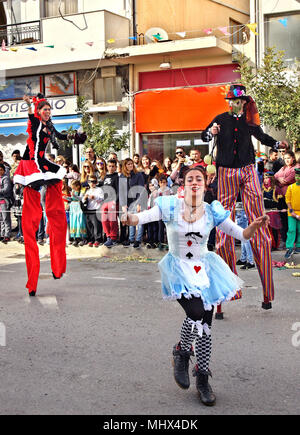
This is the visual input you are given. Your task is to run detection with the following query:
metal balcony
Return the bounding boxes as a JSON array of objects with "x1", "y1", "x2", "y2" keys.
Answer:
[{"x1": 0, "y1": 20, "x2": 41, "y2": 46}]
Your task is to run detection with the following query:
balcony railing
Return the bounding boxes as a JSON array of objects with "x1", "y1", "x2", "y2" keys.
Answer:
[{"x1": 0, "y1": 20, "x2": 41, "y2": 46}]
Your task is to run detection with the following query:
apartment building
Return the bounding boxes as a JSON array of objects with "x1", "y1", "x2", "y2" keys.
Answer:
[
  {"x1": 0, "y1": 0, "x2": 133, "y2": 163},
  {"x1": 253, "y1": 0, "x2": 299, "y2": 147},
  {"x1": 255, "y1": 0, "x2": 299, "y2": 67},
  {"x1": 0, "y1": 0, "x2": 261, "y2": 162},
  {"x1": 106, "y1": 0, "x2": 253, "y2": 159}
]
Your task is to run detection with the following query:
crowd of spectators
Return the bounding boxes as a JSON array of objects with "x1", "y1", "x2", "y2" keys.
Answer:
[{"x1": 0, "y1": 145, "x2": 299, "y2": 260}]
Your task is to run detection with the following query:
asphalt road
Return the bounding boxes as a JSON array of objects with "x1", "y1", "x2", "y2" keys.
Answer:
[{"x1": 0, "y1": 248, "x2": 299, "y2": 415}]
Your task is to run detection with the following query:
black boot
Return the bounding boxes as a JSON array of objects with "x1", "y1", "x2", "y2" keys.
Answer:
[
  {"x1": 193, "y1": 365, "x2": 216, "y2": 406},
  {"x1": 172, "y1": 343, "x2": 194, "y2": 389}
]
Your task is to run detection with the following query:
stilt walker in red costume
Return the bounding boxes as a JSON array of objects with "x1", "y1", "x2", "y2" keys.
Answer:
[{"x1": 14, "y1": 94, "x2": 85, "y2": 296}]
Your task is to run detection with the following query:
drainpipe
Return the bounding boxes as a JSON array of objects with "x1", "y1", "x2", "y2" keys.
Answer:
[
  {"x1": 132, "y1": 0, "x2": 137, "y2": 45},
  {"x1": 129, "y1": 63, "x2": 135, "y2": 156}
]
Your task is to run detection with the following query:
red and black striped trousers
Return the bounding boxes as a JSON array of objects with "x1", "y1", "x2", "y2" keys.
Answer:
[{"x1": 216, "y1": 164, "x2": 274, "y2": 303}]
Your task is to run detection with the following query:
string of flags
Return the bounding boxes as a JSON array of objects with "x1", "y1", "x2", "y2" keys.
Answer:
[{"x1": 0, "y1": 17, "x2": 291, "y2": 53}]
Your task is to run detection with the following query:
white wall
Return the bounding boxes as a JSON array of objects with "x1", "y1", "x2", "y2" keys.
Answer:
[
  {"x1": 4, "y1": 0, "x2": 132, "y2": 24},
  {"x1": 2, "y1": 11, "x2": 129, "y2": 74},
  {"x1": 78, "y1": 0, "x2": 132, "y2": 17}
]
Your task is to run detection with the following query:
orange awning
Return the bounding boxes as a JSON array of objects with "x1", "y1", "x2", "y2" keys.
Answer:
[{"x1": 135, "y1": 85, "x2": 229, "y2": 133}]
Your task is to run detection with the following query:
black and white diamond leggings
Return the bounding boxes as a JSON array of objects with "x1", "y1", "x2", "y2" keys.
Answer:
[{"x1": 177, "y1": 296, "x2": 214, "y2": 374}]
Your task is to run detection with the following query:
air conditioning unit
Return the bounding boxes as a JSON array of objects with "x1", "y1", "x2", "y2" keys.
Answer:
[{"x1": 101, "y1": 67, "x2": 117, "y2": 78}]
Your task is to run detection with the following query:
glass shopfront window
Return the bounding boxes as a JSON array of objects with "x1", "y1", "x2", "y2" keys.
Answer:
[
  {"x1": 141, "y1": 132, "x2": 209, "y2": 162},
  {"x1": 265, "y1": 13, "x2": 300, "y2": 62}
]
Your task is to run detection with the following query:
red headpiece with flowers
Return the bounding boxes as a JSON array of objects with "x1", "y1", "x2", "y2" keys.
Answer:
[{"x1": 32, "y1": 94, "x2": 48, "y2": 120}]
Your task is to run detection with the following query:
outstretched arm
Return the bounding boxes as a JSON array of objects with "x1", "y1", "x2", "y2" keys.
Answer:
[
  {"x1": 242, "y1": 215, "x2": 269, "y2": 240},
  {"x1": 218, "y1": 215, "x2": 269, "y2": 241},
  {"x1": 121, "y1": 205, "x2": 162, "y2": 226},
  {"x1": 23, "y1": 94, "x2": 33, "y2": 115}
]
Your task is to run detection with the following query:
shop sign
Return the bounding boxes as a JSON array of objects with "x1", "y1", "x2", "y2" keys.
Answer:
[{"x1": 0, "y1": 96, "x2": 78, "y2": 120}]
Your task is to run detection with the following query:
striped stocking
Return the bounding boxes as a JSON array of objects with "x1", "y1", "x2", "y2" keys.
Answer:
[
  {"x1": 195, "y1": 325, "x2": 212, "y2": 373},
  {"x1": 180, "y1": 317, "x2": 198, "y2": 351}
]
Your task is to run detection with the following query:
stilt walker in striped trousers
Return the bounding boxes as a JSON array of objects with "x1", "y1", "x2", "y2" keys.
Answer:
[{"x1": 202, "y1": 84, "x2": 288, "y2": 310}]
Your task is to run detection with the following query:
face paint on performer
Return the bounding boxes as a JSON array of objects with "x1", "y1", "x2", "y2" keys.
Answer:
[
  {"x1": 228, "y1": 98, "x2": 245, "y2": 115},
  {"x1": 295, "y1": 173, "x2": 300, "y2": 186},
  {"x1": 38, "y1": 104, "x2": 51, "y2": 123}
]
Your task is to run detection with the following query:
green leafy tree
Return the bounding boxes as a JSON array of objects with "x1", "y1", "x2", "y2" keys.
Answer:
[
  {"x1": 235, "y1": 47, "x2": 300, "y2": 147},
  {"x1": 76, "y1": 96, "x2": 130, "y2": 158}
]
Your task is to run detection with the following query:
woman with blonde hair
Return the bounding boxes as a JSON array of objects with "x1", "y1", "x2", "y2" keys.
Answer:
[
  {"x1": 80, "y1": 160, "x2": 95, "y2": 189},
  {"x1": 95, "y1": 157, "x2": 107, "y2": 186},
  {"x1": 55, "y1": 155, "x2": 65, "y2": 166}
]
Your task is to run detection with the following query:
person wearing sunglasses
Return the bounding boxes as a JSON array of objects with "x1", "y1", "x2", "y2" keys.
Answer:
[
  {"x1": 95, "y1": 159, "x2": 107, "y2": 186},
  {"x1": 80, "y1": 161, "x2": 95, "y2": 189},
  {"x1": 170, "y1": 148, "x2": 187, "y2": 188}
]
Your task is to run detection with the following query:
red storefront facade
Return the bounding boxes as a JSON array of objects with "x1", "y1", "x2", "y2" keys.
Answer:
[{"x1": 135, "y1": 64, "x2": 240, "y2": 161}]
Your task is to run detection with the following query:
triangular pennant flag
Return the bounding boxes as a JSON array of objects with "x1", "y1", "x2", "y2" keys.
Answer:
[
  {"x1": 45, "y1": 45, "x2": 54, "y2": 48},
  {"x1": 107, "y1": 38, "x2": 115, "y2": 44},
  {"x1": 218, "y1": 26, "x2": 230, "y2": 36},
  {"x1": 152, "y1": 33, "x2": 163, "y2": 41},
  {"x1": 203, "y1": 28, "x2": 213, "y2": 35},
  {"x1": 246, "y1": 23, "x2": 259, "y2": 35},
  {"x1": 176, "y1": 32, "x2": 186, "y2": 38},
  {"x1": 10, "y1": 47, "x2": 18, "y2": 52},
  {"x1": 278, "y1": 18, "x2": 287, "y2": 27},
  {"x1": 129, "y1": 36, "x2": 137, "y2": 41},
  {"x1": 1, "y1": 39, "x2": 8, "y2": 51},
  {"x1": 26, "y1": 47, "x2": 37, "y2": 51},
  {"x1": 85, "y1": 42, "x2": 94, "y2": 46}
]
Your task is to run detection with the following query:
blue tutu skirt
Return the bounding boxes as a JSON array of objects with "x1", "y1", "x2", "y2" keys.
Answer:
[{"x1": 158, "y1": 252, "x2": 243, "y2": 310}]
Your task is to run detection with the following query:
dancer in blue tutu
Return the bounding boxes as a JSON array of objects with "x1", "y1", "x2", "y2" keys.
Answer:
[{"x1": 121, "y1": 166, "x2": 269, "y2": 406}]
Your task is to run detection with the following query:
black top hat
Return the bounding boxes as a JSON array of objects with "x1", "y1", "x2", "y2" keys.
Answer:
[{"x1": 225, "y1": 84, "x2": 248, "y2": 100}]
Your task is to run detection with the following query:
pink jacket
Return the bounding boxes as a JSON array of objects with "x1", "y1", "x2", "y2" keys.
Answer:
[{"x1": 274, "y1": 164, "x2": 297, "y2": 196}]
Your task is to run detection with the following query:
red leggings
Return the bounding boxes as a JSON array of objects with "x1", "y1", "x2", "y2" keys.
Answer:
[{"x1": 22, "y1": 182, "x2": 67, "y2": 293}]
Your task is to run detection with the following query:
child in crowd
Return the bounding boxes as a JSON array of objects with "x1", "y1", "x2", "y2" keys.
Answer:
[
  {"x1": 235, "y1": 200, "x2": 255, "y2": 269},
  {"x1": 101, "y1": 159, "x2": 119, "y2": 248},
  {"x1": 284, "y1": 167, "x2": 300, "y2": 260},
  {"x1": 12, "y1": 183, "x2": 24, "y2": 243},
  {"x1": 62, "y1": 178, "x2": 71, "y2": 245},
  {"x1": 263, "y1": 171, "x2": 281, "y2": 250},
  {"x1": 68, "y1": 180, "x2": 88, "y2": 247},
  {"x1": 0, "y1": 163, "x2": 12, "y2": 243},
  {"x1": 82, "y1": 175, "x2": 104, "y2": 247}
]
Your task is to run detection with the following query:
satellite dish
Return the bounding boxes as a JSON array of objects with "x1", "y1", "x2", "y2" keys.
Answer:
[{"x1": 145, "y1": 27, "x2": 169, "y2": 44}]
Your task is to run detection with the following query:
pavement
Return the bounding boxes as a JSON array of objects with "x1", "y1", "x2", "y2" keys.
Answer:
[{"x1": 0, "y1": 240, "x2": 299, "y2": 415}]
